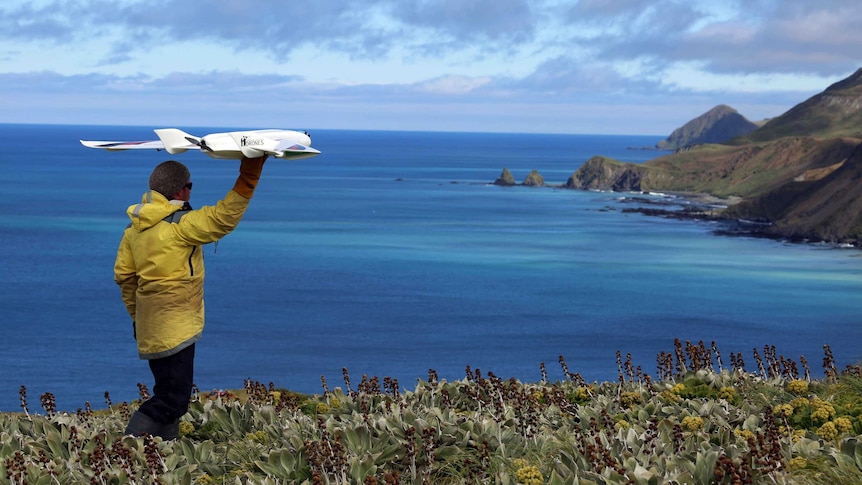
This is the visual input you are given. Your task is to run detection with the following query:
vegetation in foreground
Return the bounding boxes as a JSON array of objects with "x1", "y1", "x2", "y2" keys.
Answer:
[{"x1": 3, "y1": 341, "x2": 862, "y2": 484}]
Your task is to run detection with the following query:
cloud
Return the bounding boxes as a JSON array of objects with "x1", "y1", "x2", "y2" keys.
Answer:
[
  {"x1": 0, "y1": 0, "x2": 537, "y2": 65},
  {"x1": 413, "y1": 75, "x2": 494, "y2": 95},
  {"x1": 0, "y1": 1, "x2": 82, "y2": 43},
  {"x1": 556, "y1": 0, "x2": 862, "y2": 77},
  {"x1": 0, "y1": 1, "x2": 858, "y2": 134},
  {"x1": 2, "y1": 0, "x2": 859, "y2": 78},
  {"x1": 0, "y1": 65, "x2": 820, "y2": 133},
  {"x1": 510, "y1": 56, "x2": 642, "y2": 96},
  {"x1": 0, "y1": 1, "x2": 385, "y2": 62},
  {"x1": 0, "y1": 70, "x2": 302, "y2": 94},
  {"x1": 392, "y1": 0, "x2": 536, "y2": 54}
]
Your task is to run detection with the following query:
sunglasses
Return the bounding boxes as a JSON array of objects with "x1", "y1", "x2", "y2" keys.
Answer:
[{"x1": 184, "y1": 182, "x2": 193, "y2": 190}]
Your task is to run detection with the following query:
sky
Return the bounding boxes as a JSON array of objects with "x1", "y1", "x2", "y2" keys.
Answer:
[{"x1": 0, "y1": 0, "x2": 860, "y2": 135}]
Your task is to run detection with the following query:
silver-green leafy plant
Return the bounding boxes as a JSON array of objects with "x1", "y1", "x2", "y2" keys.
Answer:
[{"x1": 3, "y1": 342, "x2": 862, "y2": 484}]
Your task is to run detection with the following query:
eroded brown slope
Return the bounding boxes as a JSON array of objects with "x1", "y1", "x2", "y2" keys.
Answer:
[{"x1": 724, "y1": 142, "x2": 862, "y2": 242}]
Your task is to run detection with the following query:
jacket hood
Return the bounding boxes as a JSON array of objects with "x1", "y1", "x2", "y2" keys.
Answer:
[{"x1": 126, "y1": 190, "x2": 184, "y2": 231}]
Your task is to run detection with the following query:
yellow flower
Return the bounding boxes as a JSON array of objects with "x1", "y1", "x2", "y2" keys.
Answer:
[
  {"x1": 269, "y1": 391, "x2": 281, "y2": 404},
  {"x1": 718, "y1": 387, "x2": 736, "y2": 401},
  {"x1": 833, "y1": 417, "x2": 853, "y2": 434},
  {"x1": 790, "y1": 397, "x2": 808, "y2": 410},
  {"x1": 620, "y1": 391, "x2": 643, "y2": 408},
  {"x1": 816, "y1": 421, "x2": 838, "y2": 441},
  {"x1": 615, "y1": 419, "x2": 630, "y2": 430},
  {"x1": 316, "y1": 402, "x2": 331, "y2": 413},
  {"x1": 671, "y1": 383, "x2": 685, "y2": 394},
  {"x1": 329, "y1": 397, "x2": 341, "y2": 408},
  {"x1": 246, "y1": 430, "x2": 269, "y2": 443},
  {"x1": 788, "y1": 457, "x2": 806, "y2": 470},
  {"x1": 660, "y1": 390, "x2": 682, "y2": 403},
  {"x1": 787, "y1": 380, "x2": 808, "y2": 394},
  {"x1": 735, "y1": 429, "x2": 755, "y2": 440},
  {"x1": 575, "y1": 386, "x2": 593, "y2": 401},
  {"x1": 791, "y1": 429, "x2": 805, "y2": 443},
  {"x1": 809, "y1": 398, "x2": 835, "y2": 424},
  {"x1": 178, "y1": 421, "x2": 195, "y2": 437},
  {"x1": 515, "y1": 464, "x2": 544, "y2": 485},
  {"x1": 196, "y1": 473, "x2": 214, "y2": 484},
  {"x1": 774, "y1": 404, "x2": 793, "y2": 417},
  {"x1": 681, "y1": 416, "x2": 704, "y2": 432},
  {"x1": 811, "y1": 408, "x2": 831, "y2": 423}
]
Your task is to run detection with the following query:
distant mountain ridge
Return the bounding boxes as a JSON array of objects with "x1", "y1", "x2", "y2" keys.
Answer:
[
  {"x1": 656, "y1": 104, "x2": 759, "y2": 150},
  {"x1": 566, "y1": 67, "x2": 862, "y2": 245},
  {"x1": 733, "y1": 68, "x2": 862, "y2": 143}
]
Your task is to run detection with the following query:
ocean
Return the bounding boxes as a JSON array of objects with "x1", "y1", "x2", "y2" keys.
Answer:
[{"x1": 1, "y1": 124, "x2": 861, "y2": 412}]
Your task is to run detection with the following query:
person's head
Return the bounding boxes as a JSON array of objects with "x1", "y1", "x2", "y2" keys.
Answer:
[{"x1": 149, "y1": 160, "x2": 192, "y2": 201}]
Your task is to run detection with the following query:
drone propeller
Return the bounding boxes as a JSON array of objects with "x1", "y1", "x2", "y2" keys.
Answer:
[{"x1": 184, "y1": 135, "x2": 212, "y2": 152}]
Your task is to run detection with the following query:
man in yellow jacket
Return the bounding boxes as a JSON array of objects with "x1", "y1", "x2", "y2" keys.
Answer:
[{"x1": 114, "y1": 156, "x2": 266, "y2": 439}]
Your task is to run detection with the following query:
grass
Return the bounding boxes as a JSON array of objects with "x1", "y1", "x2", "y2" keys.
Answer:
[{"x1": 3, "y1": 340, "x2": 862, "y2": 484}]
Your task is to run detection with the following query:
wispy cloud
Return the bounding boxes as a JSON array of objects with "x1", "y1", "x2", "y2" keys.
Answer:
[{"x1": 0, "y1": 0, "x2": 859, "y2": 133}]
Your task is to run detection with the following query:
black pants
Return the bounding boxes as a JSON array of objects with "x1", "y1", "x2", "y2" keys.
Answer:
[{"x1": 138, "y1": 343, "x2": 195, "y2": 424}]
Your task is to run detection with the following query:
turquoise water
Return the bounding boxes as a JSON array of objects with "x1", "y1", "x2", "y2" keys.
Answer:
[{"x1": 1, "y1": 124, "x2": 860, "y2": 411}]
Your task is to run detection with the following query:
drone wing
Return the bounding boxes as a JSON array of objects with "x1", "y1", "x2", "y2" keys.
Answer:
[
  {"x1": 79, "y1": 139, "x2": 172, "y2": 151},
  {"x1": 267, "y1": 138, "x2": 321, "y2": 160},
  {"x1": 83, "y1": 130, "x2": 203, "y2": 155}
]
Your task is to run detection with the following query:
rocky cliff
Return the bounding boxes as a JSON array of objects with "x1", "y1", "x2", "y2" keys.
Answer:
[
  {"x1": 722, "y1": 142, "x2": 862, "y2": 243},
  {"x1": 566, "y1": 156, "x2": 648, "y2": 192}
]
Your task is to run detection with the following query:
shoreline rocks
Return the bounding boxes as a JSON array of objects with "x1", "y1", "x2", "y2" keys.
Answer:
[{"x1": 489, "y1": 169, "x2": 858, "y2": 248}]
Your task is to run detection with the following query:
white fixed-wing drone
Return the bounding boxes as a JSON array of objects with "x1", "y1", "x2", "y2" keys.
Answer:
[{"x1": 81, "y1": 128, "x2": 321, "y2": 160}]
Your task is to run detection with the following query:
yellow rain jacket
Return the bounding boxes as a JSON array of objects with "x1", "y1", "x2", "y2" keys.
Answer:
[{"x1": 115, "y1": 162, "x2": 262, "y2": 359}]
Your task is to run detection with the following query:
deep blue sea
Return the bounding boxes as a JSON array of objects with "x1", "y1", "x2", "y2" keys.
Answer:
[{"x1": 2, "y1": 124, "x2": 861, "y2": 412}]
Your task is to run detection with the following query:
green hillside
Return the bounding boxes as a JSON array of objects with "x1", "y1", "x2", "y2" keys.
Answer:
[
  {"x1": 643, "y1": 137, "x2": 859, "y2": 198},
  {"x1": 733, "y1": 68, "x2": 862, "y2": 143}
]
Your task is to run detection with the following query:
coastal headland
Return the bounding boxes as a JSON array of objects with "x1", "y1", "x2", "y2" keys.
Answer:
[{"x1": 494, "y1": 67, "x2": 862, "y2": 247}]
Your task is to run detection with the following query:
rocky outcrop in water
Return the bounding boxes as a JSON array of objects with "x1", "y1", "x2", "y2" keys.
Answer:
[
  {"x1": 494, "y1": 168, "x2": 516, "y2": 186},
  {"x1": 494, "y1": 168, "x2": 547, "y2": 187},
  {"x1": 523, "y1": 170, "x2": 545, "y2": 186}
]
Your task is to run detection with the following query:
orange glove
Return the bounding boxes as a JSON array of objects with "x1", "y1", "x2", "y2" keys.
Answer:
[{"x1": 232, "y1": 156, "x2": 267, "y2": 198}]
